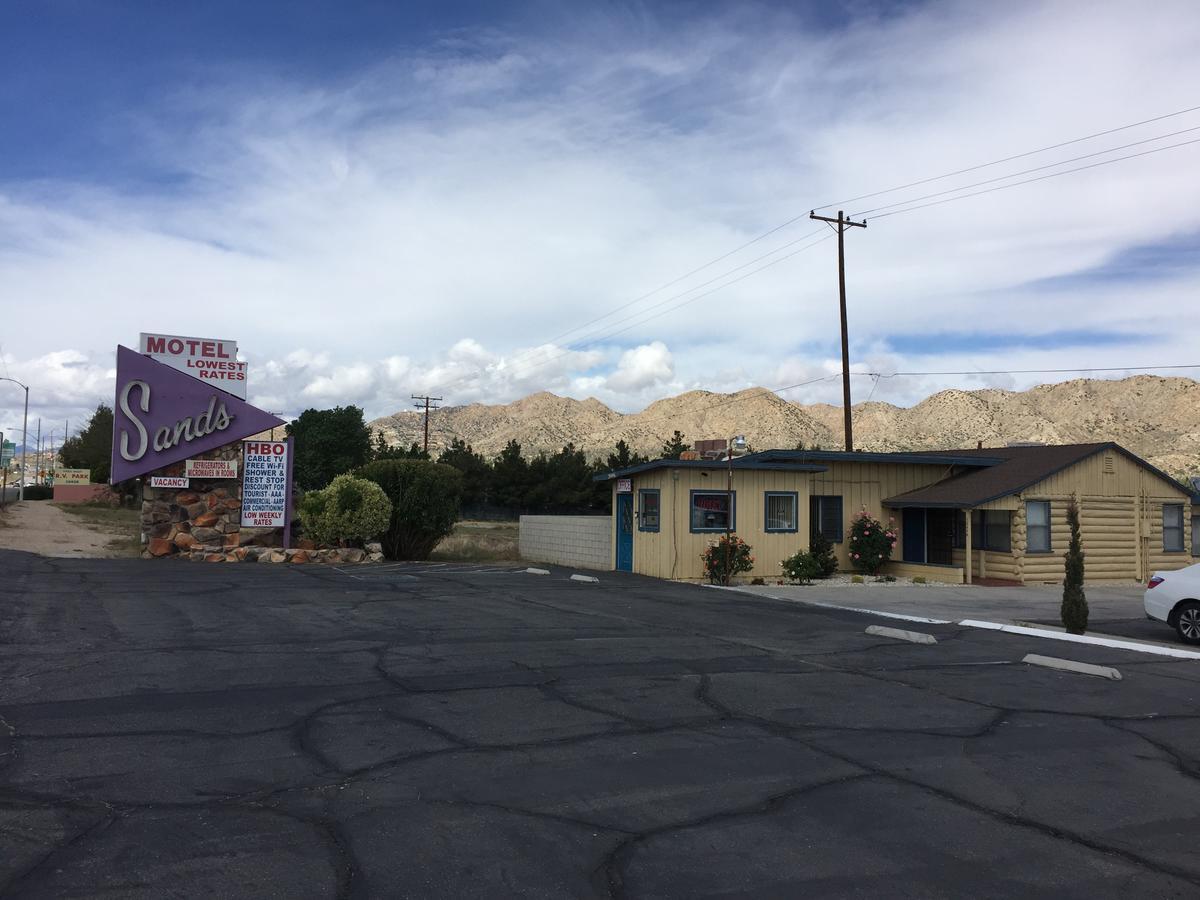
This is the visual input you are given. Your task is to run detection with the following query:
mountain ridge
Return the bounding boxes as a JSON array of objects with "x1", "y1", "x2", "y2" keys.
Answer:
[{"x1": 368, "y1": 375, "x2": 1200, "y2": 477}]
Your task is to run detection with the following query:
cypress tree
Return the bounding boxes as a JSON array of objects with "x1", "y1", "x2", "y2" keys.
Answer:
[{"x1": 1061, "y1": 496, "x2": 1088, "y2": 634}]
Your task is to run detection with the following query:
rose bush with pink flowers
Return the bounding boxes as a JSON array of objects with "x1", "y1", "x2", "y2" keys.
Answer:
[{"x1": 848, "y1": 508, "x2": 895, "y2": 575}]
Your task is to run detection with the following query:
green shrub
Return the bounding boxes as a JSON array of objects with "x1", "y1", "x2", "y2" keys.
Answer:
[
  {"x1": 356, "y1": 460, "x2": 464, "y2": 560},
  {"x1": 298, "y1": 474, "x2": 392, "y2": 547},
  {"x1": 912, "y1": 576, "x2": 926, "y2": 585},
  {"x1": 850, "y1": 574, "x2": 864, "y2": 584},
  {"x1": 848, "y1": 508, "x2": 895, "y2": 575},
  {"x1": 781, "y1": 550, "x2": 822, "y2": 584},
  {"x1": 809, "y1": 531, "x2": 839, "y2": 578},
  {"x1": 701, "y1": 534, "x2": 754, "y2": 585},
  {"x1": 878, "y1": 574, "x2": 897, "y2": 583},
  {"x1": 1061, "y1": 496, "x2": 1088, "y2": 634},
  {"x1": 21, "y1": 485, "x2": 53, "y2": 501}
]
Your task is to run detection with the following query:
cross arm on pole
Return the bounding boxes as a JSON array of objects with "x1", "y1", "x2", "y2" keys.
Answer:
[{"x1": 809, "y1": 211, "x2": 867, "y2": 228}]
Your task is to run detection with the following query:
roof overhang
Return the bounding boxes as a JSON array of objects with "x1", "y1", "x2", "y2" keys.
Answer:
[{"x1": 593, "y1": 459, "x2": 828, "y2": 482}]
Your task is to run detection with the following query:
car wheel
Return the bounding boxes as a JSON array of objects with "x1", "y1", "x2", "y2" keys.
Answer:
[{"x1": 1174, "y1": 602, "x2": 1200, "y2": 645}]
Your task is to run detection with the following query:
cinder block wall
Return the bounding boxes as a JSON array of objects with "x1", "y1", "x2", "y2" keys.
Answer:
[{"x1": 519, "y1": 516, "x2": 612, "y2": 571}]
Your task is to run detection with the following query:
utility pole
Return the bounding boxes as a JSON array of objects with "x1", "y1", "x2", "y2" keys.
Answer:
[
  {"x1": 810, "y1": 209, "x2": 866, "y2": 452},
  {"x1": 0, "y1": 377, "x2": 29, "y2": 500},
  {"x1": 411, "y1": 395, "x2": 442, "y2": 456}
]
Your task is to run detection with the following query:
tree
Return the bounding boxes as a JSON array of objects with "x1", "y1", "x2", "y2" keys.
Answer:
[
  {"x1": 606, "y1": 440, "x2": 649, "y2": 471},
  {"x1": 491, "y1": 439, "x2": 530, "y2": 510},
  {"x1": 661, "y1": 430, "x2": 689, "y2": 459},
  {"x1": 437, "y1": 438, "x2": 491, "y2": 507},
  {"x1": 372, "y1": 433, "x2": 430, "y2": 461},
  {"x1": 356, "y1": 460, "x2": 463, "y2": 559},
  {"x1": 59, "y1": 404, "x2": 113, "y2": 483},
  {"x1": 286, "y1": 406, "x2": 373, "y2": 490},
  {"x1": 1061, "y1": 496, "x2": 1088, "y2": 634}
]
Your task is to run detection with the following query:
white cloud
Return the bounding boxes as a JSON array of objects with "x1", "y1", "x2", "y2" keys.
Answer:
[
  {"x1": 2, "y1": 1, "x2": 1200, "y2": 435},
  {"x1": 606, "y1": 341, "x2": 674, "y2": 392}
]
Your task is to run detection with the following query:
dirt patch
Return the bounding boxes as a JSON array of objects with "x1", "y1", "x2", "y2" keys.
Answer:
[
  {"x1": 0, "y1": 501, "x2": 141, "y2": 558},
  {"x1": 432, "y1": 520, "x2": 519, "y2": 562}
]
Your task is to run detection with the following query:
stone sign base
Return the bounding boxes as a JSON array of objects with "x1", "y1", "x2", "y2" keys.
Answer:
[
  {"x1": 141, "y1": 441, "x2": 280, "y2": 559},
  {"x1": 174, "y1": 546, "x2": 384, "y2": 564}
]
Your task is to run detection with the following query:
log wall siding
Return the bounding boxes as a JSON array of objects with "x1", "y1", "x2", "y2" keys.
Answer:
[{"x1": 1019, "y1": 450, "x2": 1193, "y2": 583}]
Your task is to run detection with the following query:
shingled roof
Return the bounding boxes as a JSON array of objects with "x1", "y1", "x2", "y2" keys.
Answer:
[{"x1": 884, "y1": 442, "x2": 1191, "y2": 508}]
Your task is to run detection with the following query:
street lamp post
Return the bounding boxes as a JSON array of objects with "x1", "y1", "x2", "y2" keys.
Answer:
[
  {"x1": 725, "y1": 434, "x2": 747, "y2": 585},
  {"x1": 0, "y1": 377, "x2": 29, "y2": 501}
]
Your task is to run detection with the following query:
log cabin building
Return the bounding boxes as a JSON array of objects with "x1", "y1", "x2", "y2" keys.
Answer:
[{"x1": 598, "y1": 442, "x2": 1197, "y2": 584}]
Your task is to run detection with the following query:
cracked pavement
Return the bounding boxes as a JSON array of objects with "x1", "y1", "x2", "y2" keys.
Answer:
[{"x1": 2, "y1": 551, "x2": 1199, "y2": 898}]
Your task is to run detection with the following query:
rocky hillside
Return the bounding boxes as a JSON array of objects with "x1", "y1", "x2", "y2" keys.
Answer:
[{"x1": 368, "y1": 375, "x2": 1200, "y2": 477}]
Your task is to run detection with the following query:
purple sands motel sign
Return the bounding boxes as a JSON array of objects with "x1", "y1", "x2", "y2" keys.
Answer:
[{"x1": 110, "y1": 345, "x2": 285, "y2": 483}]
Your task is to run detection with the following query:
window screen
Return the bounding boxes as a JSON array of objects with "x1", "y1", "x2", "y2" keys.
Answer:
[
  {"x1": 765, "y1": 493, "x2": 797, "y2": 532},
  {"x1": 1026, "y1": 501, "x2": 1051, "y2": 553},
  {"x1": 1164, "y1": 504, "x2": 1184, "y2": 552}
]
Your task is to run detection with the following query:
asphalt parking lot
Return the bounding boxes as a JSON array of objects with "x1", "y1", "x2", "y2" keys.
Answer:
[{"x1": 2, "y1": 550, "x2": 1200, "y2": 898}]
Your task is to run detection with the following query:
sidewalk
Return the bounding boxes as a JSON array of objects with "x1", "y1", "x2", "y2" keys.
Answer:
[{"x1": 727, "y1": 581, "x2": 1147, "y2": 626}]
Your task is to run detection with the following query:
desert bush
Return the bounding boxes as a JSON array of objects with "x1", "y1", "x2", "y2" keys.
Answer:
[
  {"x1": 781, "y1": 550, "x2": 822, "y2": 584},
  {"x1": 809, "y1": 530, "x2": 839, "y2": 578},
  {"x1": 298, "y1": 474, "x2": 392, "y2": 547},
  {"x1": 701, "y1": 534, "x2": 754, "y2": 585},
  {"x1": 357, "y1": 460, "x2": 463, "y2": 560},
  {"x1": 912, "y1": 576, "x2": 926, "y2": 585},
  {"x1": 851, "y1": 574, "x2": 864, "y2": 584},
  {"x1": 848, "y1": 509, "x2": 896, "y2": 575}
]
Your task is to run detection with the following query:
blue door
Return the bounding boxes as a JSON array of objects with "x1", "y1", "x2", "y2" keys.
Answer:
[
  {"x1": 902, "y1": 508, "x2": 926, "y2": 563},
  {"x1": 616, "y1": 493, "x2": 633, "y2": 572}
]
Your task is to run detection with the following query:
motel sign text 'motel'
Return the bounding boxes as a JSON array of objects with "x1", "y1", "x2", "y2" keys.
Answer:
[{"x1": 110, "y1": 345, "x2": 284, "y2": 484}]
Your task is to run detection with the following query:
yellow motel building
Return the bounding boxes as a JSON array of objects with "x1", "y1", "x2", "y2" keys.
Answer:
[{"x1": 597, "y1": 443, "x2": 1197, "y2": 584}]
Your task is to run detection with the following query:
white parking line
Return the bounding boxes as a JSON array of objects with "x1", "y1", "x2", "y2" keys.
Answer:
[{"x1": 959, "y1": 620, "x2": 1200, "y2": 660}]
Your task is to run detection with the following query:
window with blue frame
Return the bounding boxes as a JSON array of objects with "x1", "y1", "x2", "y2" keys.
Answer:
[
  {"x1": 690, "y1": 490, "x2": 734, "y2": 532},
  {"x1": 764, "y1": 492, "x2": 798, "y2": 532},
  {"x1": 638, "y1": 489, "x2": 660, "y2": 532}
]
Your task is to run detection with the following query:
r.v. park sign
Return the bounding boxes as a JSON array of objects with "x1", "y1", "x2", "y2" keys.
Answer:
[{"x1": 110, "y1": 345, "x2": 284, "y2": 483}]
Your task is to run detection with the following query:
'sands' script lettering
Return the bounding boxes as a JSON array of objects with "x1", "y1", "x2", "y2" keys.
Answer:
[{"x1": 118, "y1": 380, "x2": 235, "y2": 462}]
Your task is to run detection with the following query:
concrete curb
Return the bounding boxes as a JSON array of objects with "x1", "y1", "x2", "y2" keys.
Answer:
[
  {"x1": 959, "y1": 620, "x2": 1200, "y2": 660},
  {"x1": 706, "y1": 585, "x2": 1200, "y2": 660},
  {"x1": 525, "y1": 567, "x2": 550, "y2": 576},
  {"x1": 570, "y1": 574, "x2": 600, "y2": 583},
  {"x1": 703, "y1": 585, "x2": 952, "y2": 625},
  {"x1": 865, "y1": 625, "x2": 938, "y2": 645},
  {"x1": 1022, "y1": 653, "x2": 1122, "y2": 680}
]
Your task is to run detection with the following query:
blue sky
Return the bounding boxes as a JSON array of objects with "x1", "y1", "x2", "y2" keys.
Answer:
[{"x1": 2, "y1": 0, "x2": 1199, "y2": 440}]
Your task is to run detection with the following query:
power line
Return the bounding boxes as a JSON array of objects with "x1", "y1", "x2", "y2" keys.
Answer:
[
  {"x1": 433, "y1": 231, "x2": 833, "y2": 395},
  {"x1": 502, "y1": 233, "x2": 836, "y2": 384},
  {"x1": 868, "y1": 136, "x2": 1200, "y2": 220},
  {"x1": 868, "y1": 364, "x2": 1200, "y2": 377},
  {"x1": 586, "y1": 374, "x2": 844, "y2": 440},
  {"x1": 590, "y1": 362, "x2": 1200, "y2": 445},
  {"x1": 424, "y1": 106, "x2": 1200, "y2": 402},
  {"x1": 851, "y1": 124, "x2": 1200, "y2": 217},
  {"x1": 814, "y1": 102, "x2": 1200, "y2": 212}
]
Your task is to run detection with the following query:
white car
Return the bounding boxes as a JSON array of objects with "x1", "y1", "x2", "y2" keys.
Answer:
[{"x1": 1145, "y1": 564, "x2": 1200, "y2": 644}]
